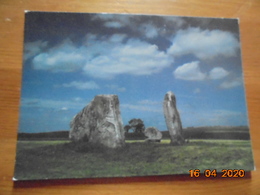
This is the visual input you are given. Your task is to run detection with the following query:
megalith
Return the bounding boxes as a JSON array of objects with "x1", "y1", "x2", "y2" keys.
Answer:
[
  {"x1": 69, "y1": 95, "x2": 125, "y2": 148},
  {"x1": 144, "y1": 127, "x2": 162, "y2": 142},
  {"x1": 163, "y1": 91, "x2": 185, "y2": 145}
]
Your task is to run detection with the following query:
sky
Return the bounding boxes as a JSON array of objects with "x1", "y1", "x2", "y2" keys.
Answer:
[{"x1": 19, "y1": 12, "x2": 249, "y2": 133}]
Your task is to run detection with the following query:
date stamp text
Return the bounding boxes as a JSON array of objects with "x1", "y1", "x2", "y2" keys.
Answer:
[{"x1": 189, "y1": 169, "x2": 245, "y2": 178}]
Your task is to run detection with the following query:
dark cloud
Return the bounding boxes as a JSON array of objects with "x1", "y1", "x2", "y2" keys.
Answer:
[
  {"x1": 182, "y1": 17, "x2": 239, "y2": 35},
  {"x1": 24, "y1": 12, "x2": 240, "y2": 52}
]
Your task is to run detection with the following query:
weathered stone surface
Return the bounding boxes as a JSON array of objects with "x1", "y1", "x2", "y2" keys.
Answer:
[
  {"x1": 144, "y1": 127, "x2": 162, "y2": 142},
  {"x1": 69, "y1": 95, "x2": 125, "y2": 148},
  {"x1": 163, "y1": 91, "x2": 185, "y2": 145}
]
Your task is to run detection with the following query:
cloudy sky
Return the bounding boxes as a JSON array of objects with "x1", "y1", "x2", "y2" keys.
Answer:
[{"x1": 19, "y1": 12, "x2": 249, "y2": 133}]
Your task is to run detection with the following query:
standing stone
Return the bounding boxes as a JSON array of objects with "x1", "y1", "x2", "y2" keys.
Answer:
[
  {"x1": 69, "y1": 95, "x2": 125, "y2": 148},
  {"x1": 144, "y1": 127, "x2": 162, "y2": 142},
  {"x1": 163, "y1": 91, "x2": 185, "y2": 145}
]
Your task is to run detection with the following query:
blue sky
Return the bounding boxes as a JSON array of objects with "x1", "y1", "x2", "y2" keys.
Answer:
[{"x1": 19, "y1": 12, "x2": 249, "y2": 133}]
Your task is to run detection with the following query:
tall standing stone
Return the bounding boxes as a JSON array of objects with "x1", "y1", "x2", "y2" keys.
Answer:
[
  {"x1": 163, "y1": 91, "x2": 185, "y2": 145},
  {"x1": 69, "y1": 95, "x2": 125, "y2": 148}
]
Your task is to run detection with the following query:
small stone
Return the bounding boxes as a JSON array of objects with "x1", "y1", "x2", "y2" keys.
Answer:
[{"x1": 144, "y1": 127, "x2": 162, "y2": 142}]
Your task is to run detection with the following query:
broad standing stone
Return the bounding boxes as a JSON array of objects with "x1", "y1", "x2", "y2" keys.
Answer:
[
  {"x1": 163, "y1": 91, "x2": 185, "y2": 145},
  {"x1": 144, "y1": 127, "x2": 162, "y2": 142},
  {"x1": 69, "y1": 95, "x2": 125, "y2": 148}
]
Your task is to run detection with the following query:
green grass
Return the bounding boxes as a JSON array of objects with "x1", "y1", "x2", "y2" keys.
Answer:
[{"x1": 14, "y1": 139, "x2": 254, "y2": 180}]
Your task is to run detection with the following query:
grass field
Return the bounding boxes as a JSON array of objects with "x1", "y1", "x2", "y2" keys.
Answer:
[{"x1": 14, "y1": 139, "x2": 254, "y2": 180}]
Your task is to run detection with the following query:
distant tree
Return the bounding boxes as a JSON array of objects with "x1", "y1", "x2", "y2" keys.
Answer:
[
  {"x1": 128, "y1": 118, "x2": 145, "y2": 133},
  {"x1": 124, "y1": 125, "x2": 132, "y2": 133}
]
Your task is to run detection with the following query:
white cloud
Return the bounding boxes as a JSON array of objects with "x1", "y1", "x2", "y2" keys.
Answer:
[
  {"x1": 104, "y1": 21, "x2": 123, "y2": 28},
  {"x1": 21, "y1": 98, "x2": 86, "y2": 110},
  {"x1": 121, "y1": 104, "x2": 162, "y2": 113},
  {"x1": 92, "y1": 14, "x2": 131, "y2": 29},
  {"x1": 32, "y1": 39, "x2": 86, "y2": 72},
  {"x1": 73, "y1": 97, "x2": 83, "y2": 102},
  {"x1": 31, "y1": 35, "x2": 173, "y2": 79},
  {"x1": 213, "y1": 109, "x2": 242, "y2": 116},
  {"x1": 121, "y1": 99, "x2": 163, "y2": 114},
  {"x1": 83, "y1": 38, "x2": 173, "y2": 79},
  {"x1": 24, "y1": 40, "x2": 48, "y2": 60},
  {"x1": 105, "y1": 84, "x2": 126, "y2": 92},
  {"x1": 31, "y1": 34, "x2": 127, "y2": 74},
  {"x1": 92, "y1": 14, "x2": 117, "y2": 21},
  {"x1": 182, "y1": 108, "x2": 247, "y2": 127},
  {"x1": 206, "y1": 109, "x2": 245, "y2": 125},
  {"x1": 62, "y1": 81, "x2": 100, "y2": 90},
  {"x1": 92, "y1": 14, "x2": 186, "y2": 39},
  {"x1": 138, "y1": 99, "x2": 161, "y2": 105},
  {"x1": 193, "y1": 88, "x2": 201, "y2": 94},
  {"x1": 164, "y1": 17, "x2": 185, "y2": 28},
  {"x1": 209, "y1": 67, "x2": 229, "y2": 80},
  {"x1": 109, "y1": 34, "x2": 127, "y2": 43},
  {"x1": 139, "y1": 23, "x2": 159, "y2": 39},
  {"x1": 167, "y1": 27, "x2": 239, "y2": 60},
  {"x1": 173, "y1": 61, "x2": 206, "y2": 81},
  {"x1": 220, "y1": 77, "x2": 242, "y2": 89},
  {"x1": 174, "y1": 62, "x2": 231, "y2": 82}
]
